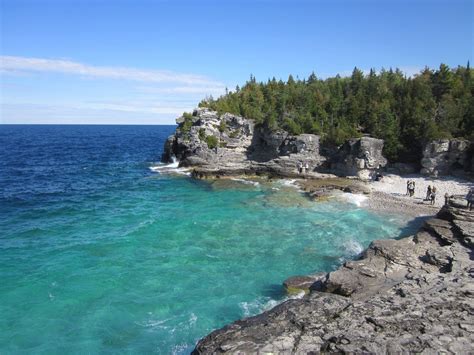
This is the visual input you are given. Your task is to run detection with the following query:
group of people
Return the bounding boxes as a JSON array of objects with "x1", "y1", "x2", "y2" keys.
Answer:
[
  {"x1": 405, "y1": 181, "x2": 474, "y2": 210},
  {"x1": 406, "y1": 180, "x2": 437, "y2": 205},
  {"x1": 297, "y1": 162, "x2": 310, "y2": 174}
]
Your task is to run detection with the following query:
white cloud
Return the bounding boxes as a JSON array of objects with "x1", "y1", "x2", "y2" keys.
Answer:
[
  {"x1": 0, "y1": 55, "x2": 231, "y2": 123},
  {"x1": 0, "y1": 55, "x2": 223, "y2": 86}
]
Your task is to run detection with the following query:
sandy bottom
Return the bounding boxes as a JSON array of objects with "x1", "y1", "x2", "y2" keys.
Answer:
[{"x1": 364, "y1": 174, "x2": 473, "y2": 218}]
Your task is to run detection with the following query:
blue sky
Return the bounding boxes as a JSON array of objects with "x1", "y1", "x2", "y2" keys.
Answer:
[{"x1": 1, "y1": 0, "x2": 472, "y2": 124}]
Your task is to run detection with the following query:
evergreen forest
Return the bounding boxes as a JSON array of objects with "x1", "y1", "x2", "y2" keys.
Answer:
[{"x1": 198, "y1": 64, "x2": 473, "y2": 162}]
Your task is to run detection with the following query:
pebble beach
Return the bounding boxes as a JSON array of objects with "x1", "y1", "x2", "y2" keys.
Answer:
[{"x1": 365, "y1": 174, "x2": 473, "y2": 218}]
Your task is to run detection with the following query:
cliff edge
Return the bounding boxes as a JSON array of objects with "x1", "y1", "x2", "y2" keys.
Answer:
[
  {"x1": 192, "y1": 203, "x2": 474, "y2": 354},
  {"x1": 162, "y1": 108, "x2": 387, "y2": 179}
]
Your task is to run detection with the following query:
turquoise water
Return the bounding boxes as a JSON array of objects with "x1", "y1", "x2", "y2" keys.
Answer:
[{"x1": 0, "y1": 125, "x2": 414, "y2": 354}]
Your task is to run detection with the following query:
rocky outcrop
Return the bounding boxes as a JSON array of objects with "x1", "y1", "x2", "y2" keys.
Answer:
[
  {"x1": 330, "y1": 137, "x2": 388, "y2": 180},
  {"x1": 163, "y1": 109, "x2": 390, "y2": 178},
  {"x1": 192, "y1": 204, "x2": 474, "y2": 354},
  {"x1": 421, "y1": 139, "x2": 472, "y2": 176},
  {"x1": 162, "y1": 110, "x2": 255, "y2": 173},
  {"x1": 283, "y1": 272, "x2": 327, "y2": 295}
]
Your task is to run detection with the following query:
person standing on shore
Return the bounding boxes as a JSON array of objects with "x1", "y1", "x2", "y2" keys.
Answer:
[
  {"x1": 407, "y1": 180, "x2": 415, "y2": 197},
  {"x1": 466, "y1": 188, "x2": 474, "y2": 211},
  {"x1": 425, "y1": 185, "x2": 432, "y2": 201},
  {"x1": 430, "y1": 186, "x2": 437, "y2": 205},
  {"x1": 444, "y1": 192, "x2": 450, "y2": 206},
  {"x1": 297, "y1": 162, "x2": 303, "y2": 174},
  {"x1": 406, "y1": 180, "x2": 410, "y2": 195}
]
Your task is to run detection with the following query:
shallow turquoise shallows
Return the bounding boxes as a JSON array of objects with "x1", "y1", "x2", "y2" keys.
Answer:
[{"x1": 0, "y1": 125, "x2": 417, "y2": 354}]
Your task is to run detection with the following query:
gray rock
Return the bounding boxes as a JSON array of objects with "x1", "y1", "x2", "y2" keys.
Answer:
[
  {"x1": 421, "y1": 139, "x2": 472, "y2": 176},
  {"x1": 163, "y1": 109, "x2": 392, "y2": 179},
  {"x1": 192, "y1": 204, "x2": 474, "y2": 354},
  {"x1": 283, "y1": 272, "x2": 327, "y2": 294},
  {"x1": 163, "y1": 109, "x2": 325, "y2": 177},
  {"x1": 330, "y1": 137, "x2": 388, "y2": 180}
]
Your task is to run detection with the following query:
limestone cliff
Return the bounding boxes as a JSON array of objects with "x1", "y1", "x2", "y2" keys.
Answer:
[
  {"x1": 421, "y1": 139, "x2": 473, "y2": 176},
  {"x1": 193, "y1": 203, "x2": 474, "y2": 354},
  {"x1": 162, "y1": 109, "x2": 387, "y2": 179},
  {"x1": 330, "y1": 136, "x2": 388, "y2": 180}
]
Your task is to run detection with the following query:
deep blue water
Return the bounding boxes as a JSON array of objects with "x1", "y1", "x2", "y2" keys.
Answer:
[{"x1": 0, "y1": 125, "x2": 413, "y2": 354}]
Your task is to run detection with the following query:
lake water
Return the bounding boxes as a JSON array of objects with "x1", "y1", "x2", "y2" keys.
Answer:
[{"x1": 0, "y1": 125, "x2": 414, "y2": 354}]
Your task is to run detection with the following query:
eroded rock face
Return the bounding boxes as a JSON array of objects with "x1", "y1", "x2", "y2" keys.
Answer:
[
  {"x1": 330, "y1": 137, "x2": 388, "y2": 180},
  {"x1": 192, "y1": 204, "x2": 474, "y2": 354},
  {"x1": 421, "y1": 139, "x2": 472, "y2": 176},
  {"x1": 163, "y1": 109, "x2": 393, "y2": 178},
  {"x1": 163, "y1": 109, "x2": 325, "y2": 177}
]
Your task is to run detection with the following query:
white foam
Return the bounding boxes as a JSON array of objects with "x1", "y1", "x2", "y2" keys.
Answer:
[
  {"x1": 188, "y1": 312, "x2": 197, "y2": 326},
  {"x1": 339, "y1": 193, "x2": 368, "y2": 207},
  {"x1": 230, "y1": 178, "x2": 260, "y2": 186},
  {"x1": 149, "y1": 156, "x2": 190, "y2": 176},
  {"x1": 343, "y1": 239, "x2": 364, "y2": 256},
  {"x1": 135, "y1": 318, "x2": 170, "y2": 329},
  {"x1": 239, "y1": 292, "x2": 305, "y2": 318},
  {"x1": 280, "y1": 179, "x2": 298, "y2": 187},
  {"x1": 171, "y1": 343, "x2": 194, "y2": 355}
]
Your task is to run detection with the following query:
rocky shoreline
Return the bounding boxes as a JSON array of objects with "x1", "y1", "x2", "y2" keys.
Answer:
[
  {"x1": 192, "y1": 201, "x2": 474, "y2": 354},
  {"x1": 160, "y1": 108, "x2": 473, "y2": 353},
  {"x1": 163, "y1": 108, "x2": 473, "y2": 180}
]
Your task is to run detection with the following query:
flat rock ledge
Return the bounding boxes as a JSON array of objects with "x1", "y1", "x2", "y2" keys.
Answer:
[{"x1": 192, "y1": 204, "x2": 474, "y2": 354}]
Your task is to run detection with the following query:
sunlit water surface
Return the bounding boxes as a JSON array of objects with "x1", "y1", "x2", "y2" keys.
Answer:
[{"x1": 0, "y1": 125, "x2": 418, "y2": 354}]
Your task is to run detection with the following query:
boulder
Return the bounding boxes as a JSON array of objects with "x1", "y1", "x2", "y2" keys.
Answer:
[
  {"x1": 283, "y1": 272, "x2": 327, "y2": 294},
  {"x1": 420, "y1": 139, "x2": 472, "y2": 176},
  {"x1": 331, "y1": 137, "x2": 388, "y2": 180}
]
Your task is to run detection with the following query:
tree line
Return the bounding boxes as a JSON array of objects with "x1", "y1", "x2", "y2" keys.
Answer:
[{"x1": 198, "y1": 64, "x2": 473, "y2": 162}]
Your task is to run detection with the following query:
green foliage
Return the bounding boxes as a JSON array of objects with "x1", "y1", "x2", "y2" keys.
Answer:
[
  {"x1": 198, "y1": 128, "x2": 219, "y2": 149},
  {"x1": 205, "y1": 135, "x2": 218, "y2": 149},
  {"x1": 198, "y1": 128, "x2": 206, "y2": 141},
  {"x1": 199, "y1": 64, "x2": 473, "y2": 162},
  {"x1": 218, "y1": 120, "x2": 227, "y2": 133},
  {"x1": 180, "y1": 112, "x2": 194, "y2": 134}
]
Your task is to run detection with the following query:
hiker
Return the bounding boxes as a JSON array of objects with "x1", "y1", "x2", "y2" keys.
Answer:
[
  {"x1": 406, "y1": 180, "x2": 410, "y2": 195},
  {"x1": 425, "y1": 185, "x2": 432, "y2": 201},
  {"x1": 444, "y1": 192, "x2": 450, "y2": 206},
  {"x1": 466, "y1": 188, "x2": 474, "y2": 211},
  {"x1": 408, "y1": 180, "x2": 415, "y2": 197},
  {"x1": 430, "y1": 186, "x2": 437, "y2": 205},
  {"x1": 304, "y1": 162, "x2": 309, "y2": 174},
  {"x1": 297, "y1": 162, "x2": 303, "y2": 174}
]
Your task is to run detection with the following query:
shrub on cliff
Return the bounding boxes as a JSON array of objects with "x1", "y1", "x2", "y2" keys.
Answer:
[
  {"x1": 180, "y1": 112, "x2": 194, "y2": 135},
  {"x1": 205, "y1": 135, "x2": 218, "y2": 149}
]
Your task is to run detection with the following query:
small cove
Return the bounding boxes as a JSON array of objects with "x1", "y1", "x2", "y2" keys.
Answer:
[{"x1": 0, "y1": 125, "x2": 423, "y2": 354}]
